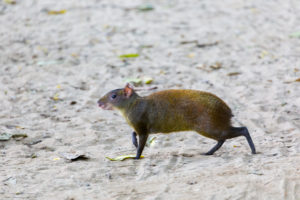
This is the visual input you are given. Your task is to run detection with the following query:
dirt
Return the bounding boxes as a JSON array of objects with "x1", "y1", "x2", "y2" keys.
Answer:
[{"x1": 0, "y1": 0, "x2": 300, "y2": 199}]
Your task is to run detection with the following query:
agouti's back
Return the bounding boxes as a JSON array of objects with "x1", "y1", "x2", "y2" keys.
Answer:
[{"x1": 144, "y1": 90, "x2": 232, "y2": 139}]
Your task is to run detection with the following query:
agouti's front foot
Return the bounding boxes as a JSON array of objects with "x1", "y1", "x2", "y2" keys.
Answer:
[{"x1": 134, "y1": 156, "x2": 141, "y2": 160}]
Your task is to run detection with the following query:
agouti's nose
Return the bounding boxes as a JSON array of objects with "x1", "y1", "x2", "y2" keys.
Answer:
[{"x1": 97, "y1": 100, "x2": 104, "y2": 107}]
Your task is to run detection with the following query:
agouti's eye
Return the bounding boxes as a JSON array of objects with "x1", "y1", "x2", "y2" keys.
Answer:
[{"x1": 111, "y1": 94, "x2": 117, "y2": 99}]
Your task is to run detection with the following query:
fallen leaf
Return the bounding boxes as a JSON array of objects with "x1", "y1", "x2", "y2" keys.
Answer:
[
  {"x1": 12, "y1": 133, "x2": 27, "y2": 139},
  {"x1": 227, "y1": 72, "x2": 241, "y2": 76},
  {"x1": 181, "y1": 153, "x2": 194, "y2": 157},
  {"x1": 3, "y1": 177, "x2": 17, "y2": 185},
  {"x1": 70, "y1": 101, "x2": 77, "y2": 105},
  {"x1": 47, "y1": 10, "x2": 67, "y2": 15},
  {"x1": 160, "y1": 70, "x2": 166, "y2": 75},
  {"x1": 283, "y1": 78, "x2": 300, "y2": 84},
  {"x1": 53, "y1": 93, "x2": 59, "y2": 101},
  {"x1": 196, "y1": 41, "x2": 218, "y2": 48},
  {"x1": 125, "y1": 78, "x2": 142, "y2": 86},
  {"x1": 60, "y1": 152, "x2": 89, "y2": 161},
  {"x1": 180, "y1": 41, "x2": 218, "y2": 48},
  {"x1": 4, "y1": 0, "x2": 16, "y2": 4},
  {"x1": 31, "y1": 153, "x2": 37, "y2": 158},
  {"x1": 137, "y1": 4, "x2": 154, "y2": 11},
  {"x1": 146, "y1": 137, "x2": 156, "y2": 147},
  {"x1": 71, "y1": 53, "x2": 79, "y2": 58},
  {"x1": 53, "y1": 157, "x2": 60, "y2": 161},
  {"x1": 259, "y1": 50, "x2": 269, "y2": 59},
  {"x1": 140, "y1": 45, "x2": 153, "y2": 48},
  {"x1": 15, "y1": 126, "x2": 25, "y2": 129},
  {"x1": 180, "y1": 40, "x2": 198, "y2": 45},
  {"x1": 187, "y1": 53, "x2": 195, "y2": 58},
  {"x1": 105, "y1": 154, "x2": 144, "y2": 161},
  {"x1": 289, "y1": 32, "x2": 300, "y2": 38},
  {"x1": 143, "y1": 77, "x2": 153, "y2": 84},
  {"x1": 0, "y1": 133, "x2": 12, "y2": 141},
  {"x1": 119, "y1": 54, "x2": 139, "y2": 58},
  {"x1": 210, "y1": 62, "x2": 222, "y2": 70}
]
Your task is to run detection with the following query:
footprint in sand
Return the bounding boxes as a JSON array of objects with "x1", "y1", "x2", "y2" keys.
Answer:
[{"x1": 162, "y1": 154, "x2": 179, "y2": 173}]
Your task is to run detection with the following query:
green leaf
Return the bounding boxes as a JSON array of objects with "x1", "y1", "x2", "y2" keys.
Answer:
[
  {"x1": 119, "y1": 54, "x2": 139, "y2": 58},
  {"x1": 137, "y1": 4, "x2": 154, "y2": 11},
  {"x1": 289, "y1": 32, "x2": 300, "y2": 38},
  {"x1": 143, "y1": 77, "x2": 153, "y2": 84},
  {"x1": 47, "y1": 10, "x2": 67, "y2": 15},
  {"x1": 4, "y1": 0, "x2": 16, "y2": 5},
  {"x1": 146, "y1": 137, "x2": 156, "y2": 147},
  {"x1": 105, "y1": 154, "x2": 144, "y2": 161},
  {"x1": 125, "y1": 78, "x2": 142, "y2": 85}
]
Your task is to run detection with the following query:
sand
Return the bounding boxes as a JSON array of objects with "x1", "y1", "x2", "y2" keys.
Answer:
[{"x1": 0, "y1": 0, "x2": 300, "y2": 199}]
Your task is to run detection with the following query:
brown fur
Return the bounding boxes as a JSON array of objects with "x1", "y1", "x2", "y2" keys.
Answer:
[
  {"x1": 98, "y1": 84, "x2": 256, "y2": 159},
  {"x1": 144, "y1": 90, "x2": 232, "y2": 139}
]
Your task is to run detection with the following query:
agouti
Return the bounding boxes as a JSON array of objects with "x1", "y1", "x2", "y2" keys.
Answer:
[{"x1": 98, "y1": 84, "x2": 256, "y2": 159}]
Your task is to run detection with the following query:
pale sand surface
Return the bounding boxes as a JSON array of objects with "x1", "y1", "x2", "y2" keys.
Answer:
[{"x1": 0, "y1": 0, "x2": 300, "y2": 199}]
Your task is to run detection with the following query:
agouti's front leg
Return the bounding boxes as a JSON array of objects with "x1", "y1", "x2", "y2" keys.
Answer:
[
  {"x1": 135, "y1": 134, "x2": 148, "y2": 159},
  {"x1": 132, "y1": 132, "x2": 138, "y2": 148}
]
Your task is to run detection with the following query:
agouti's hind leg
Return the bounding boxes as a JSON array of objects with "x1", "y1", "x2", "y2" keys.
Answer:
[
  {"x1": 202, "y1": 140, "x2": 225, "y2": 155},
  {"x1": 241, "y1": 127, "x2": 256, "y2": 154},
  {"x1": 132, "y1": 132, "x2": 138, "y2": 148},
  {"x1": 231, "y1": 127, "x2": 256, "y2": 154}
]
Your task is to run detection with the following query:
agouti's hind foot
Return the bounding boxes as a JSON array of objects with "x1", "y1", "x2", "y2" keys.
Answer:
[
  {"x1": 200, "y1": 152, "x2": 213, "y2": 156},
  {"x1": 240, "y1": 127, "x2": 256, "y2": 154},
  {"x1": 201, "y1": 140, "x2": 225, "y2": 156}
]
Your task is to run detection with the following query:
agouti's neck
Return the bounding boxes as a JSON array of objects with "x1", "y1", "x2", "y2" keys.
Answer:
[
  {"x1": 118, "y1": 94, "x2": 147, "y2": 129},
  {"x1": 119, "y1": 93, "x2": 143, "y2": 114}
]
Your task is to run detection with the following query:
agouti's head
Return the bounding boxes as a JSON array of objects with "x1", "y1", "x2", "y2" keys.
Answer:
[{"x1": 98, "y1": 84, "x2": 137, "y2": 110}]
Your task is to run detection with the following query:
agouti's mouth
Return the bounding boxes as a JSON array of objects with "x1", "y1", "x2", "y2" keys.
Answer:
[{"x1": 98, "y1": 101, "x2": 113, "y2": 110}]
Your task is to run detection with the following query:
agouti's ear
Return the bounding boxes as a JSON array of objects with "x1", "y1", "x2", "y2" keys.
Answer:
[{"x1": 124, "y1": 83, "x2": 133, "y2": 98}]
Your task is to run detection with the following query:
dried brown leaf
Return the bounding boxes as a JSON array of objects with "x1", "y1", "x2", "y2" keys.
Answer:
[{"x1": 227, "y1": 72, "x2": 241, "y2": 76}]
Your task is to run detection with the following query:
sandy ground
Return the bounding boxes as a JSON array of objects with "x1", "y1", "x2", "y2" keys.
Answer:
[{"x1": 1, "y1": 0, "x2": 300, "y2": 199}]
